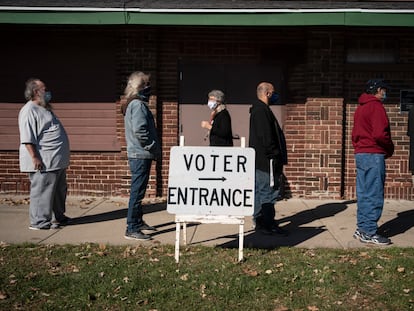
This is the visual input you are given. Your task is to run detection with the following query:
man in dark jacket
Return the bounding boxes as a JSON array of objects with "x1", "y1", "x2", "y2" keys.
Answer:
[
  {"x1": 352, "y1": 79, "x2": 394, "y2": 245},
  {"x1": 249, "y1": 82, "x2": 288, "y2": 235}
]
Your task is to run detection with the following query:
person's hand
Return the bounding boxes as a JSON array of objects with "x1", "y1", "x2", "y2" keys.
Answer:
[
  {"x1": 201, "y1": 121, "x2": 211, "y2": 130},
  {"x1": 32, "y1": 157, "x2": 43, "y2": 171}
]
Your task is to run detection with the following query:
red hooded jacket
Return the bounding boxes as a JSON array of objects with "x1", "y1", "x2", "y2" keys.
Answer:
[{"x1": 352, "y1": 93, "x2": 394, "y2": 158}]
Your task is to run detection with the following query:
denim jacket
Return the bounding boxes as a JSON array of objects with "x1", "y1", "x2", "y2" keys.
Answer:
[{"x1": 124, "y1": 98, "x2": 161, "y2": 160}]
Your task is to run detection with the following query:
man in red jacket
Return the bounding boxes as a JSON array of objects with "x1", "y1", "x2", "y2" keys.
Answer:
[{"x1": 352, "y1": 79, "x2": 394, "y2": 245}]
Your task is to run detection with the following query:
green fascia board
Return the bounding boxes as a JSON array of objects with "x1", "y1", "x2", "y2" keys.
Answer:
[
  {"x1": 0, "y1": 11, "x2": 414, "y2": 27},
  {"x1": 0, "y1": 12, "x2": 126, "y2": 25},
  {"x1": 344, "y1": 12, "x2": 414, "y2": 27}
]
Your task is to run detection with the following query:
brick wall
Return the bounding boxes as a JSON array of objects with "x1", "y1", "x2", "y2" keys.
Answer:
[
  {"x1": 284, "y1": 98, "x2": 344, "y2": 199},
  {"x1": 344, "y1": 103, "x2": 414, "y2": 201}
]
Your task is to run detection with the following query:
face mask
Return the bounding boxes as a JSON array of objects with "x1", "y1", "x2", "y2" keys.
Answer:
[
  {"x1": 382, "y1": 93, "x2": 387, "y2": 102},
  {"x1": 269, "y1": 92, "x2": 280, "y2": 105},
  {"x1": 138, "y1": 86, "x2": 151, "y2": 101},
  {"x1": 207, "y1": 100, "x2": 217, "y2": 110},
  {"x1": 44, "y1": 91, "x2": 52, "y2": 104}
]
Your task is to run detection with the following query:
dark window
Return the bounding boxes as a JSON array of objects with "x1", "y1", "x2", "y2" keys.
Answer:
[{"x1": 346, "y1": 38, "x2": 398, "y2": 64}]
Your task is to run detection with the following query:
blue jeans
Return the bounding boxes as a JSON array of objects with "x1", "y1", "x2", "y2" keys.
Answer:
[
  {"x1": 355, "y1": 153, "x2": 385, "y2": 235},
  {"x1": 254, "y1": 169, "x2": 279, "y2": 220},
  {"x1": 126, "y1": 158, "x2": 152, "y2": 233}
]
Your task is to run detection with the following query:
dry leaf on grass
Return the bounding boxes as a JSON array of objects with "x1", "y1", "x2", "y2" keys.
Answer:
[{"x1": 0, "y1": 292, "x2": 9, "y2": 300}]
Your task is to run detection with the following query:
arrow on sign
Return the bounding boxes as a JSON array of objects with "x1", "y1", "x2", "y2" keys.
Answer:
[{"x1": 198, "y1": 177, "x2": 227, "y2": 181}]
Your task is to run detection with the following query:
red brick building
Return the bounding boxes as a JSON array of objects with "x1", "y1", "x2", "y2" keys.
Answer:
[{"x1": 1, "y1": 1, "x2": 414, "y2": 200}]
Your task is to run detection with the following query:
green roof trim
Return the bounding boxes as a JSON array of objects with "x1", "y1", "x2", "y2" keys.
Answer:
[{"x1": 1, "y1": 11, "x2": 414, "y2": 26}]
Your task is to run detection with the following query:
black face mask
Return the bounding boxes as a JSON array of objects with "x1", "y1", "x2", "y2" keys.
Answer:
[{"x1": 138, "y1": 86, "x2": 151, "y2": 101}]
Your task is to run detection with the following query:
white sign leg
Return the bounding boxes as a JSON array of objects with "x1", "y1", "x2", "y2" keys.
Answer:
[
  {"x1": 239, "y1": 222, "x2": 244, "y2": 262},
  {"x1": 175, "y1": 221, "x2": 181, "y2": 263}
]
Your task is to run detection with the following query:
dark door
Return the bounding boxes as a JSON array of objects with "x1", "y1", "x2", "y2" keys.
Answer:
[{"x1": 178, "y1": 63, "x2": 285, "y2": 146}]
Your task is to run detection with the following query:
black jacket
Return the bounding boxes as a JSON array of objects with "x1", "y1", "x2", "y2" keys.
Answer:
[
  {"x1": 210, "y1": 109, "x2": 233, "y2": 146},
  {"x1": 249, "y1": 99, "x2": 287, "y2": 173}
]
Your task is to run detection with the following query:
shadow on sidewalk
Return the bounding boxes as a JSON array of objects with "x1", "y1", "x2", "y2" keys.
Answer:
[
  {"x1": 217, "y1": 200, "x2": 353, "y2": 249},
  {"x1": 378, "y1": 209, "x2": 414, "y2": 238},
  {"x1": 68, "y1": 203, "x2": 166, "y2": 225}
]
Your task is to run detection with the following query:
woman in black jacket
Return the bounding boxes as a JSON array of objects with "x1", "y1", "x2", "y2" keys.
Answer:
[{"x1": 201, "y1": 89, "x2": 233, "y2": 146}]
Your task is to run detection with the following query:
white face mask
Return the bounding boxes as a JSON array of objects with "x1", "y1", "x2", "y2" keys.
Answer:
[{"x1": 207, "y1": 100, "x2": 217, "y2": 110}]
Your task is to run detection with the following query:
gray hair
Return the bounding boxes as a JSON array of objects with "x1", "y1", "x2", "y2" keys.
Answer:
[
  {"x1": 124, "y1": 71, "x2": 150, "y2": 100},
  {"x1": 208, "y1": 90, "x2": 225, "y2": 103},
  {"x1": 24, "y1": 78, "x2": 41, "y2": 100}
]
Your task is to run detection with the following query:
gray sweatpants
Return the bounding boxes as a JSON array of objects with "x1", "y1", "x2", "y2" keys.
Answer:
[{"x1": 29, "y1": 169, "x2": 67, "y2": 228}]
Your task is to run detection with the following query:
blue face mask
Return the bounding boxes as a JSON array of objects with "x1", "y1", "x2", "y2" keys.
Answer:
[
  {"x1": 44, "y1": 91, "x2": 52, "y2": 103},
  {"x1": 269, "y1": 92, "x2": 280, "y2": 105},
  {"x1": 382, "y1": 93, "x2": 387, "y2": 102},
  {"x1": 138, "y1": 86, "x2": 151, "y2": 101}
]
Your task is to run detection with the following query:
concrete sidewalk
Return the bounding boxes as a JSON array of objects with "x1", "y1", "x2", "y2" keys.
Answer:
[{"x1": 0, "y1": 195, "x2": 413, "y2": 249}]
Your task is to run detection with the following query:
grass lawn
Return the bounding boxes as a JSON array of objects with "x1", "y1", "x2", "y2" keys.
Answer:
[{"x1": 0, "y1": 243, "x2": 413, "y2": 310}]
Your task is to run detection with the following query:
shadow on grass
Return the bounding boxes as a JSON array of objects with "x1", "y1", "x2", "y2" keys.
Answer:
[{"x1": 216, "y1": 200, "x2": 353, "y2": 249}]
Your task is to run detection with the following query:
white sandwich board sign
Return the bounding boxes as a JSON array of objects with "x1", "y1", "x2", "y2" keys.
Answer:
[
  {"x1": 167, "y1": 146, "x2": 255, "y2": 216},
  {"x1": 167, "y1": 145, "x2": 255, "y2": 262}
]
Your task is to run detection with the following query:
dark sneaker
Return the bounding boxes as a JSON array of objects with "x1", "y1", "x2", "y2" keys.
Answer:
[
  {"x1": 357, "y1": 230, "x2": 391, "y2": 245},
  {"x1": 29, "y1": 224, "x2": 51, "y2": 230},
  {"x1": 124, "y1": 231, "x2": 152, "y2": 241},
  {"x1": 271, "y1": 224, "x2": 289, "y2": 236},
  {"x1": 257, "y1": 227, "x2": 273, "y2": 235},
  {"x1": 139, "y1": 222, "x2": 157, "y2": 231},
  {"x1": 58, "y1": 216, "x2": 72, "y2": 226},
  {"x1": 50, "y1": 223, "x2": 61, "y2": 230}
]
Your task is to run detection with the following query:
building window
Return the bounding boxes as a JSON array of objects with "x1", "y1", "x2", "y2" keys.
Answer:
[{"x1": 346, "y1": 38, "x2": 398, "y2": 64}]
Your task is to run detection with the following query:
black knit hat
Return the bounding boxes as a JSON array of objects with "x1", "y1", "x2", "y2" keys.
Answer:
[{"x1": 366, "y1": 79, "x2": 388, "y2": 94}]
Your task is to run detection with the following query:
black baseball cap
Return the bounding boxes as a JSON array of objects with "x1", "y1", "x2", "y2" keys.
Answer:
[{"x1": 366, "y1": 79, "x2": 389, "y2": 94}]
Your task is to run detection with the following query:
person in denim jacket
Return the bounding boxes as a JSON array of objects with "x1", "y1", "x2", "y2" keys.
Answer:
[{"x1": 122, "y1": 71, "x2": 161, "y2": 241}]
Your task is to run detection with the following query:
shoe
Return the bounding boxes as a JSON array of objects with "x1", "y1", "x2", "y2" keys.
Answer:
[
  {"x1": 271, "y1": 224, "x2": 289, "y2": 236},
  {"x1": 139, "y1": 222, "x2": 157, "y2": 231},
  {"x1": 353, "y1": 228, "x2": 362, "y2": 240},
  {"x1": 254, "y1": 224, "x2": 273, "y2": 235},
  {"x1": 355, "y1": 230, "x2": 391, "y2": 245},
  {"x1": 124, "y1": 231, "x2": 152, "y2": 241},
  {"x1": 50, "y1": 223, "x2": 61, "y2": 230},
  {"x1": 58, "y1": 216, "x2": 72, "y2": 226},
  {"x1": 29, "y1": 225, "x2": 51, "y2": 230}
]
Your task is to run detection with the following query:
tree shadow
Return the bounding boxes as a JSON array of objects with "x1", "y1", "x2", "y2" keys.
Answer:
[
  {"x1": 378, "y1": 209, "x2": 414, "y2": 238},
  {"x1": 217, "y1": 200, "x2": 352, "y2": 249}
]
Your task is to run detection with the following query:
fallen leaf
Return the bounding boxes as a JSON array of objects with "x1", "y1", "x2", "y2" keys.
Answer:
[
  {"x1": 0, "y1": 292, "x2": 8, "y2": 300},
  {"x1": 397, "y1": 267, "x2": 405, "y2": 273},
  {"x1": 25, "y1": 272, "x2": 37, "y2": 280},
  {"x1": 180, "y1": 273, "x2": 189, "y2": 281},
  {"x1": 243, "y1": 268, "x2": 258, "y2": 277}
]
